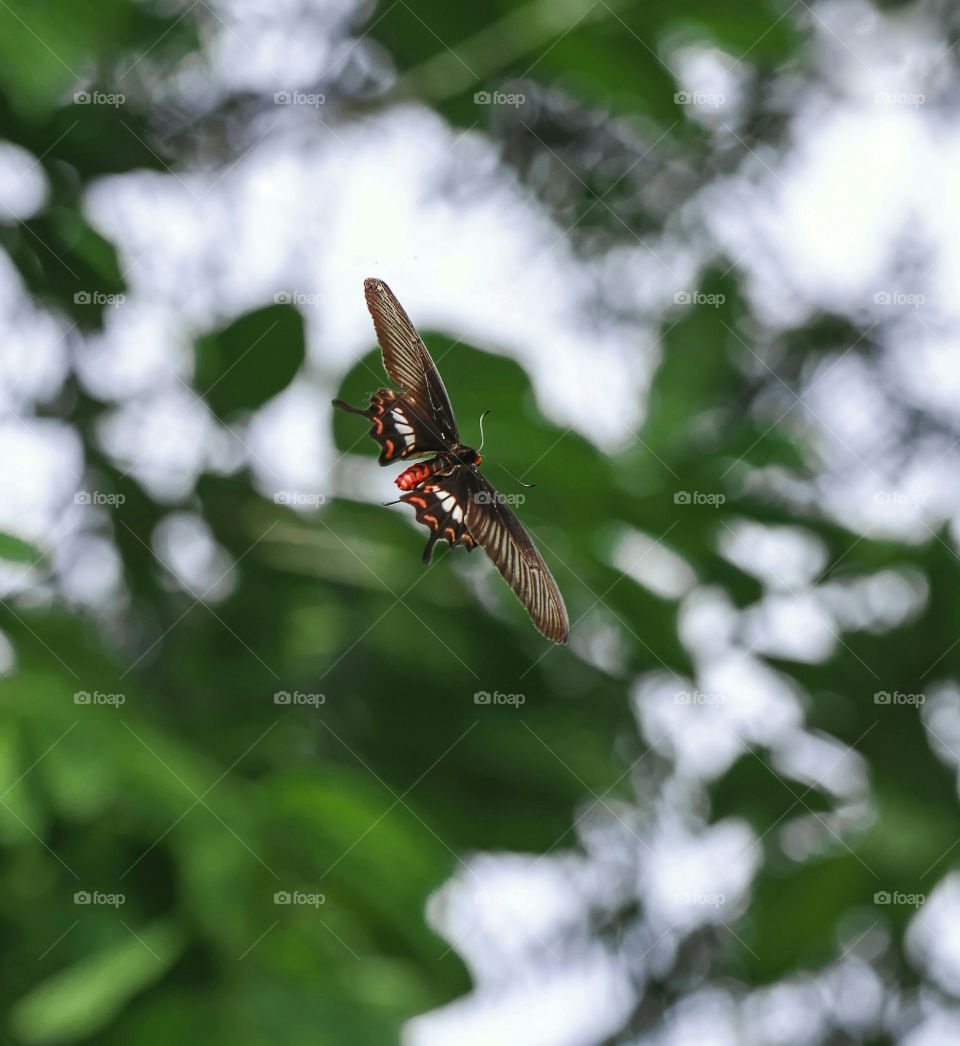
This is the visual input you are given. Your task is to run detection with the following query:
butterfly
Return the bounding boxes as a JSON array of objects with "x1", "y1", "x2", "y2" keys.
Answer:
[{"x1": 334, "y1": 279, "x2": 569, "y2": 644}]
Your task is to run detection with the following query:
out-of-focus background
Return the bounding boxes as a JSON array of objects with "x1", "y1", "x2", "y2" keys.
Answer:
[{"x1": 0, "y1": 0, "x2": 958, "y2": 1042}]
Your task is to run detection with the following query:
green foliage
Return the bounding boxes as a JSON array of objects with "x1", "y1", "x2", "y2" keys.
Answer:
[
  {"x1": 0, "y1": 0, "x2": 953, "y2": 1043},
  {"x1": 0, "y1": 533, "x2": 43, "y2": 565},
  {"x1": 11, "y1": 921, "x2": 183, "y2": 1045},
  {"x1": 194, "y1": 305, "x2": 307, "y2": 419}
]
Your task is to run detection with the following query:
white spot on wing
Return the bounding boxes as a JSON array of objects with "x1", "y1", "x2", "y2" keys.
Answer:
[{"x1": 391, "y1": 409, "x2": 415, "y2": 435}]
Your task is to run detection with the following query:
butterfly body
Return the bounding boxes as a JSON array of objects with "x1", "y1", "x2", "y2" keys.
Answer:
[
  {"x1": 396, "y1": 459, "x2": 440, "y2": 491},
  {"x1": 397, "y1": 445, "x2": 481, "y2": 490},
  {"x1": 333, "y1": 278, "x2": 569, "y2": 644}
]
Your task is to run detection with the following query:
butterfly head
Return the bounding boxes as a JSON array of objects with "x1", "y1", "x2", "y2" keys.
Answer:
[{"x1": 454, "y1": 445, "x2": 481, "y2": 467}]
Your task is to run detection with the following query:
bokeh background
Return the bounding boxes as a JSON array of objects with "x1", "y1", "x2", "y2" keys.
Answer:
[{"x1": 1, "y1": 0, "x2": 958, "y2": 1042}]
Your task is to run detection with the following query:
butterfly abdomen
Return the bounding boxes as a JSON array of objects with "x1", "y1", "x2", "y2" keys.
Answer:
[{"x1": 396, "y1": 459, "x2": 442, "y2": 490}]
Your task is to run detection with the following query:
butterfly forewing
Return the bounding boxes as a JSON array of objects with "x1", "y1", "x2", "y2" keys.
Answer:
[
  {"x1": 338, "y1": 388, "x2": 449, "y2": 464},
  {"x1": 463, "y1": 473, "x2": 569, "y2": 644},
  {"x1": 364, "y1": 278, "x2": 460, "y2": 444}
]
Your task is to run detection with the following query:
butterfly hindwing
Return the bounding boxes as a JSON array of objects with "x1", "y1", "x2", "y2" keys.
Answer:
[
  {"x1": 364, "y1": 278, "x2": 460, "y2": 444},
  {"x1": 399, "y1": 468, "x2": 477, "y2": 563},
  {"x1": 463, "y1": 472, "x2": 569, "y2": 644}
]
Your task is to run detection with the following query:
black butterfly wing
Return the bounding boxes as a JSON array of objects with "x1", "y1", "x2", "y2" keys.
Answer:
[
  {"x1": 399, "y1": 467, "x2": 477, "y2": 563},
  {"x1": 463, "y1": 472, "x2": 569, "y2": 644},
  {"x1": 364, "y1": 278, "x2": 461, "y2": 444},
  {"x1": 333, "y1": 388, "x2": 449, "y2": 464}
]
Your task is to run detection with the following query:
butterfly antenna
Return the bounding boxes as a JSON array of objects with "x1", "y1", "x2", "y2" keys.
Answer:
[
  {"x1": 497, "y1": 463, "x2": 537, "y2": 489},
  {"x1": 476, "y1": 414, "x2": 537, "y2": 488},
  {"x1": 477, "y1": 409, "x2": 492, "y2": 452},
  {"x1": 382, "y1": 497, "x2": 404, "y2": 507}
]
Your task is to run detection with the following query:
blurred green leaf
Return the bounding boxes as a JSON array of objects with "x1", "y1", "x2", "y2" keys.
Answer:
[
  {"x1": 10, "y1": 921, "x2": 183, "y2": 1044},
  {"x1": 0, "y1": 531, "x2": 42, "y2": 565},
  {"x1": 194, "y1": 304, "x2": 306, "y2": 420}
]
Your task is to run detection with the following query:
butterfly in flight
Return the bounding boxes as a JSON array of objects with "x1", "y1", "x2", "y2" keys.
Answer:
[{"x1": 334, "y1": 279, "x2": 569, "y2": 643}]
